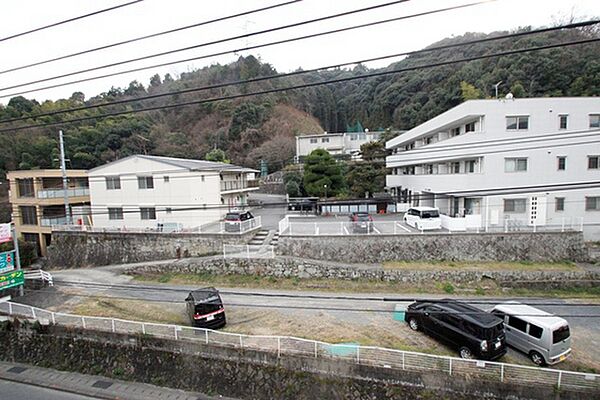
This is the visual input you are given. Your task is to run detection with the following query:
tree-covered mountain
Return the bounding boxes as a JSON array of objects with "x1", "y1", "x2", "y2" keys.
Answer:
[{"x1": 0, "y1": 25, "x2": 597, "y2": 174}]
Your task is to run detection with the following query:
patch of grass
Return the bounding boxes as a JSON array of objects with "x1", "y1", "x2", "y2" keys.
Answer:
[
  {"x1": 383, "y1": 260, "x2": 579, "y2": 272},
  {"x1": 442, "y1": 282, "x2": 455, "y2": 294},
  {"x1": 73, "y1": 298, "x2": 187, "y2": 325}
]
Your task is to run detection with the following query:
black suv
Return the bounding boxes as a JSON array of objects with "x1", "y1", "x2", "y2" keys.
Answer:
[
  {"x1": 185, "y1": 287, "x2": 226, "y2": 329},
  {"x1": 405, "y1": 300, "x2": 506, "y2": 360},
  {"x1": 224, "y1": 211, "x2": 255, "y2": 232}
]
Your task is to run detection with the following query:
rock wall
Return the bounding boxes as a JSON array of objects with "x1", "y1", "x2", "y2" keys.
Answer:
[
  {"x1": 0, "y1": 321, "x2": 590, "y2": 400},
  {"x1": 46, "y1": 230, "x2": 256, "y2": 269},
  {"x1": 124, "y1": 256, "x2": 600, "y2": 288},
  {"x1": 277, "y1": 232, "x2": 589, "y2": 263}
]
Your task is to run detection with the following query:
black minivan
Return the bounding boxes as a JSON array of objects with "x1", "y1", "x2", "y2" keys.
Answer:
[
  {"x1": 405, "y1": 300, "x2": 506, "y2": 360},
  {"x1": 185, "y1": 287, "x2": 226, "y2": 329}
]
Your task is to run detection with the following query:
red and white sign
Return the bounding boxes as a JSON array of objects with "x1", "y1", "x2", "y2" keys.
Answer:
[{"x1": 0, "y1": 224, "x2": 11, "y2": 244}]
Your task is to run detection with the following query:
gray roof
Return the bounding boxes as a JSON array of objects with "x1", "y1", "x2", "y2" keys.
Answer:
[{"x1": 90, "y1": 154, "x2": 258, "y2": 173}]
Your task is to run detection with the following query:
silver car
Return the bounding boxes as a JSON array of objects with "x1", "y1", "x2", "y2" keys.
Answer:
[{"x1": 491, "y1": 302, "x2": 571, "y2": 366}]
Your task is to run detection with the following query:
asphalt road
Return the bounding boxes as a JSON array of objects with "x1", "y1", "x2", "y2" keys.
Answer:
[{"x1": 0, "y1": 380, "x2": 101, "y2": 400}]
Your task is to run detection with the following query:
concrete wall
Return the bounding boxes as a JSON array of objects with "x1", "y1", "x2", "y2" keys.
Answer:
[
  {"x1": 45, "y1": 230, "x2": 256, "y2": 268},
  {"x1": 0, "y1": 322, "x2": 592, "y2": 400},
  {"x1": 124, "y1": 256, "x2": 600, "y2": 289},
  {"x1": 277, "y1": 232, "x2": 588, "y2": 263}
]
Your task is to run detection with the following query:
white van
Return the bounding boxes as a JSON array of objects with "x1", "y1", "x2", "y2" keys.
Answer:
[
  {"x1": 491, "y1": 302, "x2": 571, "y2": 366},
  {"x1": 403, "y1": 207, "x2": 442, "y2": 230}
]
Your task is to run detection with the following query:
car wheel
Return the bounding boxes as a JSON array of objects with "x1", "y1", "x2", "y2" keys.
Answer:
[
  {"x1": 459, "y1": 347, "x2": 474, "y2": 360},
  {"x1": 408, "y1": 318, "x2": 419, "y2": 331},
  {"x1": 530, "y1": 351, "x2": 546, "y2": 366}
]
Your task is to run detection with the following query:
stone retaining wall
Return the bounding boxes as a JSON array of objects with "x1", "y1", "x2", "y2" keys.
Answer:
[
  {"x1": 45, "y1": 230, "x2": 257, "y2": 269},
  {"x1": 0, "y1": 321, "x2": 589, "y2": 400},
  {"x1": 124, "y1": 256, "x2": 600, "y2": 288},
  {"x1": 277, "y1": 232, "x2": 589, "y2": 263}
]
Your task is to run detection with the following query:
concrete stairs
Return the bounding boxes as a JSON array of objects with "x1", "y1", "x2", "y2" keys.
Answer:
[
  {"x1": 270, "y1": 231, "x2": 279, "y2": 246},
  {"x1": 248, "y1": 230, "x2": 270, "y2": 246}
]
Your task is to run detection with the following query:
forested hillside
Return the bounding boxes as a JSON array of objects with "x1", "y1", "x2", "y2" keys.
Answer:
[{"x1": 0, "y1": 25, "x2": 597, "y2": 174}]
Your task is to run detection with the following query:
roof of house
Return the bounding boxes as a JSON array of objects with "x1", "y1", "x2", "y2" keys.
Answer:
[{"x1": 89, "y1": 154, "x2": 258, "y2": 173}]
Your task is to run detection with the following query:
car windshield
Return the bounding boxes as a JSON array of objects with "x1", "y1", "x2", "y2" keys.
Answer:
[
  {"x1": 225, "y1": 213, "x2": 240, "y2": 221},
  {"x1": 195, "y1": 302, "x2": 222, "y2": 315},
  {"x1": 421, "y1": 210, "x2": 439, "y2": 218},
  {"x1": 356, "y1": 214, "x2": 370, "y2": 221},
  {"x1": 553, "y1": 325, "x2": 570, "y2": 344}
]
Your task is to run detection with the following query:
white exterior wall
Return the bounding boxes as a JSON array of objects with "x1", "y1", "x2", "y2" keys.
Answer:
[
  {"x1": 296, "y1": 132, "x2": 382, "y2": 159},
  {"x1": 386, "y1": 97, "x2": 600, "y2": 239},
  {"x1": 89, "y1": 157, "x2": 249, "y2": 229}
]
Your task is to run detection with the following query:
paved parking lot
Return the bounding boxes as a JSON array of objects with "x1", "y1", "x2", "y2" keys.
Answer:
[{"x1": 284, "y1": 214, "x2": 451, "y2": 235}]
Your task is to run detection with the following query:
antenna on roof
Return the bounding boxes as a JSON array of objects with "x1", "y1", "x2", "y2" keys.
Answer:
[{"x1": 493, "y1": 81, "x2": 503, "y2": 99}]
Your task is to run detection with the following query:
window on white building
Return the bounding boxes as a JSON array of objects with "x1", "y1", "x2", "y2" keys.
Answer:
[
  {"x1": 585, "y1": 197, "x2": 600, "y2": 211},
  {"x1": 505, "y1": 158, "x2": 528, "y2": 172},
  {"x1": 465, "y1": 122, "x2": 476, "y2": 132},
  {"x1": 138, "y1": 176, "x2": 154, "y2": 189},
  {"x1": 590, "y1": 114, "x2": 600, "y2": 129},
  {"x1": 105, "y1": 176, "x2": 121, "y2": 190},
  {"x1": 166, "y1": 207, "x2": 172, "y2": 214},
  {"x1": 309, "y1": 138, "x2": 317, "y2": 144},
  {"x1": 555, "y1": 197, "x2": 565, "y2": 212},
  {"x1": 504, "y1": 198, "x2": 527, "y2": 213},
  {"x1": 559, "y1": 115, "x2": 568, "y2": 130},
  {"x1": 450, "y1": 127, "x2": 461, "y2": 137},
  {"x1": 163, "y1": 176, "x2": 170, "y2": 183},
  {"x1": 450, "y1": 162, "x2": 460, "y2": 174},
  {"x1": 557, "y1": 156, "x2": 566, "y2": 171},
  {"x1": 588, "y1": 156, "x2": 600, "y2": 169},
  {"x1": 466, "y1": 159, "x2": 477, "y2": 173},
  {"x1": 140, "y1": 207, "x2": 156, "y2": 220},
  {"x1": 506, "y1": 116, "x2": 529, "y2": 131},
  {"x1": 321, "y1": 138, "x2": 329, "y2": 143},
  {"x1": 108, "y1": 208, "x2": 123, "y2": 220}
]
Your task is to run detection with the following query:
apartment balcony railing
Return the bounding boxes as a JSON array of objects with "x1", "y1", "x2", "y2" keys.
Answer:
[
  {"x1": 220, "y1": 181, "x2": 247, "y2": 191},
  {"x1": 40, "y1": 216, "x2": 68, "y2": 227},
  {"x1": 37, "y1": 187, "x2": 89, "y2": 199}
]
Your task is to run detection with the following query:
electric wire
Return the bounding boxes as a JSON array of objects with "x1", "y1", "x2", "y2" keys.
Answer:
[
  {"x1": 2, "y1": 18, "x2": 598, "y2": 123},
  {"x1": 0, "y1": 0, "x2": 420, "y2": 93},
  {"x1": 1, "y1": 36, "x2": 598, "y2": 134},
  {"x1": 0, "y1": 0, "x2": 144, "y2": 43},
  {"x1": 0, "y1": 0, "x2": 303, "y2": 75}
]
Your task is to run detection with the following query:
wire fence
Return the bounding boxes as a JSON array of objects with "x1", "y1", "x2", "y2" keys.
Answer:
[
  {"x1": 0, "y1": 301, "x2": 598, "y2": 393},
  {"x1": 281, "y1": 217, "x2": 584, "y2": 236}
]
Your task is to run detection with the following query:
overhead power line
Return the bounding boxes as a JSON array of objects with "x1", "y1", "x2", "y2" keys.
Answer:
[
  {"x1": 2, "y1": 18, "x2": 598, "y2": 124},
  {"x1": 0, "y1": 36, "x2": 598, "y2": 134},
  {"x1": 0, "y1": 0, "x2": 416, "y2": 92},
  {"x1": 0, "y1": 0, "x2": 145, "y2": 43},
  {"x1": 0, "y1": 0, "x2": 303, "y2": 75}
]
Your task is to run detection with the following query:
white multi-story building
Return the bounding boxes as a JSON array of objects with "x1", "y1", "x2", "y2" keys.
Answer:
[
  {"x1": 295, "y1": 130, "x2": 382, "y2": 161},
  {"x1": 88, "y1": 155, "x2": 258, "y2": 229},
  {"x1": 386, "y1": 97, "x2": 600, "y2": 240}
]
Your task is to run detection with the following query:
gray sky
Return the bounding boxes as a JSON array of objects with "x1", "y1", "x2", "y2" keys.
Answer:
[{"x1": 0, "y1": 0, "x2": 598, "y2": 105}]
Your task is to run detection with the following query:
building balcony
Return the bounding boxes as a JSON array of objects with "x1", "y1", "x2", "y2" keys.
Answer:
[
  {"x1": 37, "y1": 187, "x2": 89, "y2": 199},
  {"x1": 220, "y1": 181, "x2": 260, "y2": 193},
  {"x1": 40, "y1": 216, "x2": 68, "y2": 227}
]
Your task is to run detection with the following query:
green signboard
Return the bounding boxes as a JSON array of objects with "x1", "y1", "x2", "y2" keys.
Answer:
[
  {"x1": 0, "y1": 250, "x2": 15, "y2": 273},
  {"x1": 0, "y1": 270, "x2": 24, "y2": 291}
]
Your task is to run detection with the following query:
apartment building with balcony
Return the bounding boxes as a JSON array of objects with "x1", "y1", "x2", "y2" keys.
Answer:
[
  {"x1": 88, "y1": 155, "x2": 259, "y2": 229},
  {"x1": 295, "y1": 130, "x2": 383, "y2": 161},
  {"x1": 7, "y1": 169, "x2": 91, "y2": 256},
  {"x1": 386, "y1": 97, "x2": 600, "y2": 239}
]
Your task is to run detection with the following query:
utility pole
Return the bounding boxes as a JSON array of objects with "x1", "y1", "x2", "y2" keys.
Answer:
[
  {"x1": 493, "y1": 81, "x2": 503, "y2": 99},
  {"x1": 59, "y1": 130, "x2": 71, "y2": 225}
]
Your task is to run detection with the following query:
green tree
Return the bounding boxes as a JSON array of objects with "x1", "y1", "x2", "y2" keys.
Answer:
[
  {"x1": 346, "y1": 162, "x2": 386, "y2": 198},
  {"x1": 205, "y1": 148, "x2": 229, "y2": 163},
  {"x1": 303, "y1": 149, "x2": 345, "y2": 198},
  {"x1": 460, "y1": 81, "x2": 483, "y2": 101},
  {"x1": 360, "y1": 141, "x2": 386, "y2": 162}
]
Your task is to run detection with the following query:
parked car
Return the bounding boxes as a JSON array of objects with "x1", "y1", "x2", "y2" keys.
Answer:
[
  {"x1": 491, "y1": 302, "x2": 571, "y2": 366},
  {"x1": 185, "y1": 287, "x2": 226, "y2": 329},
  {"x1": 405, "y1": 300, "x2": 506, "y2": 360},
  {"x1": 403, "y1": 207, "x2": 441, "y2": 230},
  {"x1": 224, "y1": 210, "x2": 255, "y2": 232},
  {"x1": 349, "y1": 212, "x2": 373, "y2": 233}
]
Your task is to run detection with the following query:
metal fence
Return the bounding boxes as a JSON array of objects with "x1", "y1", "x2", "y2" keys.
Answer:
[
  {"x1": 282, "y1": 218, "x2": 584, "y2": 236},
  {"x1": 0, "y1": 301, "x2": 598, "y2": 393},
  {"x1": 52, "y1": 216, "x2": 261, "y2": 235},
  {"x1": 223, "y1": 245, "x2": 275, "y2": 259}
]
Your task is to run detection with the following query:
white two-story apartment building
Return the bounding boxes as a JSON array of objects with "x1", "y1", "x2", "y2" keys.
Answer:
[
  {"x1": 295, "y1": 130, "x2": 383, "y2": 161},
  {"x1": 88, "y1": 155, "x2": 258, "y2": 229},
  {"x1": 386, "y1": 97, "x2": 600, "y2": 239}
]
